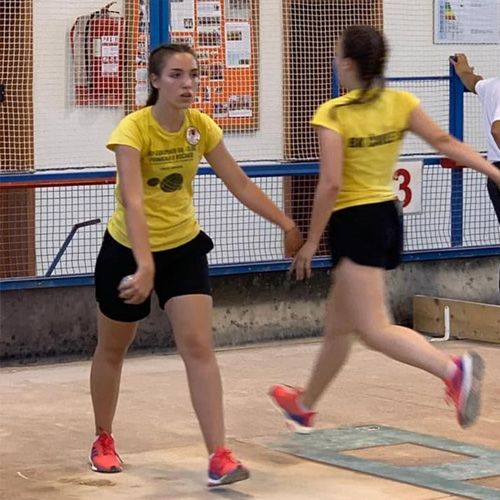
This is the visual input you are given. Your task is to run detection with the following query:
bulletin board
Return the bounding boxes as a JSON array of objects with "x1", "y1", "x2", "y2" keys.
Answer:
[{"x1": 170, "y1": 0, "x2": 260, "y2": 132}]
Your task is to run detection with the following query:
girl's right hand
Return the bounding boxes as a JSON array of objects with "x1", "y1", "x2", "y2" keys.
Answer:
[
  {"x1": 118, "y1": 267, "x2": 154, "y2": 305},
  {"x1": 290, "y1": 240, "x2": 318, "y2": 281}
]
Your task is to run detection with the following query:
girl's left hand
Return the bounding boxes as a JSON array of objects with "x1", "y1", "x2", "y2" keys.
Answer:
[
  {"x1": 290, "y1": 240, "x2": 318, "y2": 280},
  {"x1": 284, "y1": 226, "x2": 304, "y2": 258},
  {"x1": 118, "y1": 267, "x2": 154, "y2": 305}
]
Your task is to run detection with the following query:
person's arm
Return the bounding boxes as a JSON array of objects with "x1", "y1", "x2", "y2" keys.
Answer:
[
  {"x1": 114, "y1": 145, "x2": 154, "y2": 304},
  {"x1": 449, "y1": 53, "x2": 483, "y2": 94},
  {"x1": 291, "y1": 126, "x2": 343, "y2": 280},
  {"x1": 204, "y1": 140, "x2": 304, "y2": 257},
  {"x1": 492, "y1": 120, "x2": 500, "y2": 150},
  {"x1": 408, "y1": 106, "x2": 500, "y2": 186}
]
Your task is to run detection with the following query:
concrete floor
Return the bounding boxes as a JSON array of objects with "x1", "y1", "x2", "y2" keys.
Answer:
[{"x1": 1, "y1": 339, "x2": 499, "y2": 500}]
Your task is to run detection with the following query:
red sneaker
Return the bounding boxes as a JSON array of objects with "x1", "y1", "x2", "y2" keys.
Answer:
[
  {"x1": 269, "y1": 384, "x2": 315, "y2": 433},
  {"x1": 208, "y1": 447, "x2": 249, "y2": 487},
  {"x1": 89, "y1": 432, "x2": 123, "y2": 473},
  {"x1": 445, "y1": 352, "x2": 484, "y2": 428}
]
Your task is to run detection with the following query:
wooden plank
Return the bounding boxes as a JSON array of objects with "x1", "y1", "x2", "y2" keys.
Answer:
[{"x1": 413, "y1": 295, "x2": 500, "y2": 344}]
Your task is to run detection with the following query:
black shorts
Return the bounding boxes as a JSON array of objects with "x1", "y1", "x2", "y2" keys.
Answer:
[
  {"x1": 328, "y1": 200, "x2": 403, "y2": 270},
  {"x1": 95, "y1": 230, "x2": 214, "y2": 322}
]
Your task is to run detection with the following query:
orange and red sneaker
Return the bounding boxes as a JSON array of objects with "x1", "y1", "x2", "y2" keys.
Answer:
[
  {"x1": 445, "y1": 352, "x2": 484, "y2": 428},
  {"x1": 89, "y1": 432, "x2": 123, "y2": 473},
  {"x1": 269, "y1": 384, "x2": 315, "y2": 433},
  {"x1": 207, "y1": 447, "x2": 250, "y2": 487}
]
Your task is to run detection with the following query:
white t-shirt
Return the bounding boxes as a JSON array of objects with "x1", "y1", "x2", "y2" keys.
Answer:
[{"x1": 475, "y1": 77, "x2": 500, "y2": 162}]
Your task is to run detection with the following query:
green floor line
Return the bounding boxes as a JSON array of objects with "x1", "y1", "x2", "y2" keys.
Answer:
[{"x1": 259, "y1": 425, "x2": 500, "y2": 500}]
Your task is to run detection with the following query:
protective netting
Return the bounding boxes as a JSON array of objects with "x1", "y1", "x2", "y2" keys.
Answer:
[
  {"x1": 1, "y1": 0, "x2": 499, "y2": 281},
  {"x1": 0, "y1": 1, "x2": 35, "y2": 172},
  {"x1": 31, "y1": 0, "x2": 148, "y2": 170},
  {"x1": 1, "y1": 166, "x2": 498, "y2": 279},
  {"x1": 1, "y1": 0, "x2": 498, "y2": 170}
]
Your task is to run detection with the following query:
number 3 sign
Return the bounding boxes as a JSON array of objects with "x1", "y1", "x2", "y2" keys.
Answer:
[{"x1": 392, "y1": 161, "x2": 423, "y2": 214}]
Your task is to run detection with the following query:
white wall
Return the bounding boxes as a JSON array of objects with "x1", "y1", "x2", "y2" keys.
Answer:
[
  {"x1": 33, "y1": 0, "x2": 123, "y2": 169},
  {"x1": 222, "y1": 0, "x2": 283, "y2": 161},
  {"x1": 384, "y1": 0, "x2": 500, "y2": 251},
  {"x1": 32, "y1": 1, "x2": 500, "y2": 168},
  {"x1": 32, "y1": 0, "x2": 282, "y2": 168},
  {"x1": 30, "y1": 0, "x2": 499, "y2": 275},
  {"x1": 384, "y1": 0, "x2": 500, "y2": 154}
]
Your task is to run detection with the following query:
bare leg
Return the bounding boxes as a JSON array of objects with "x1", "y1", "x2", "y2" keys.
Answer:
[
  {"x1": 90, "y1": 309, "x2": 138, "y2": 435},
  {"x1": 165, "y1": 295, "x2": 224, "y2": 454},
  {"x1": 336, "y1": 259, "x2": 455, "y2": 380},
  {"x1": 301, "y1": 279, "x2": 354, "y2": 410}
]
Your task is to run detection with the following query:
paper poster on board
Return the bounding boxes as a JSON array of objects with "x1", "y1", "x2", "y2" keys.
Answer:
[
  {"x1": 198, "y1": 27, "x2": 222, "y2": 47},
  {"x1": 225, "y1": 22, "x2": 251, "y2": 67},
  {"x1": 434, "y1": 0, "x2": 500, "y2": 44},
  {"x1": 225, "y1": 0, "x2": 251, "y2": 20},
  {"x1": 169, "y1": 0, "x2": 258, "y2": 130},
  {"x1": 228, "y1": 95, "x2": 252, "y2": 117},
  {"x1": 198, "y1": 1, "x2": 221, "y2": 27},
  {"x1": 171, "y1": 0, "x2": 195, "y2": 32}
]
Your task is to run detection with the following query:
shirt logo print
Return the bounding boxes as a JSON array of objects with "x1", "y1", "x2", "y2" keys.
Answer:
[{"x1": 147, "y1": 173, "x2": 184, "y2": 192}]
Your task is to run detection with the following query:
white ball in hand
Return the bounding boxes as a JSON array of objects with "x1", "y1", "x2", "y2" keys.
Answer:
[{"x1": 120, "y1": 275, "x2": 134, "y2": 286}]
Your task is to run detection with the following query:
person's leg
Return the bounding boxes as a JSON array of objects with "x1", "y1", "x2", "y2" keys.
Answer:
[
  {"x1": 486, "y1": 168, "x2": 500, "y2": 225},
  {"x1": 91, "y1": 230, "x2": 151, "y2": 471},
  {"x1": 165, "y1": 294, "x2": 249, "y2": 486},
  {"x1": 90, "y1": 310, "x2": 138, "y2": 435},
  {"x1": 269, "y1": 273, "x2": 354, "y2": 432},
  {"x1": 487, "y1": 162, "x2": 500, "y2": 295},
  {"x1": 165, "y1": 294, "x2": 224, "y2": 453},
  {"x1": 89, "y1": 310, "x2": 138, "y2": 472},
  {"x1": 301, "y1": 279, "x2": 354, "y2": 410},
  {"x1": 336, "y1": 258, "x2": 454, "y2": 378},
  {"x1": 336, "y1": 258, "x2": 484, "y2": 428}
]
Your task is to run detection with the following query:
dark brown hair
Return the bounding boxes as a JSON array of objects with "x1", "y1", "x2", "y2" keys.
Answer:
[
  {"x1": 146, "y1": 43, "x2": 198, "y2": 106},
  {"x1": 332, "y1": 25, "x2": 387, "y2": 114}
]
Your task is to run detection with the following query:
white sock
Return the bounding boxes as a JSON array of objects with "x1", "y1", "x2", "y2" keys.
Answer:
[
  {"x1": 445, "y1": 359, "x2": 459, "y2": 382},
  {"x1": 297, "y1": 395, "x2": 312, "y2": 413}
]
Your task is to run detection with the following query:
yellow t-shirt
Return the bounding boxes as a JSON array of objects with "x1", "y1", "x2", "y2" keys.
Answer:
[
  {"x1": 107, "y1": 107, "x2": 222, "y2": 251},
  {"x1": 311, "y1": 89, "x2": 420, "y2": 212}
]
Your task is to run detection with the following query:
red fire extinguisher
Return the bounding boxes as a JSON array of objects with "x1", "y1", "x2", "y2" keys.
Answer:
[{"x1": 70, "y1": 2, "x2": 124, "y2": 106}]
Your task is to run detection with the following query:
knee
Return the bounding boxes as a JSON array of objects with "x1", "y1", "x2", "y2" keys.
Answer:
[
  {"x1": 324, "y1": 326, "x2": 351, "y2": 341},
  {"x1": 178, "y1": 334, "x2": 214, "y2": 364},
  {"x1": 95, "y1": 342, "x2": 129, "y2": 366},
  {"x1": 356, "y1": 325, "x2": 384, "y2": 350}
]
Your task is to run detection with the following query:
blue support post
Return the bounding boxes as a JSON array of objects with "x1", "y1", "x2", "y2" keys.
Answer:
[
  {"x1": 160, "y1": 0, "x2": 170, "y2": 44},
  {"x1": 332, "y1": 62, "x2": 340, "y2": 98},
  {"x1": 449, "y1": 61, "x2": 465, "y2": 247},
  {"x1": 149, "y1": 0, "x2": 161, "y2": 50}
]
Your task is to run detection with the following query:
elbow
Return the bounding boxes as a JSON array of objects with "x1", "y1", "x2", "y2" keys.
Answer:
[
  {"x1": 321, "y1": 181, "x2": 342, "y2": 195},
  {"x1": 330, "y1": 183, "x2": 342, "y2": 194},
  {"x1": 122, "y1": 198, "x2": 143, "y2": 213}
]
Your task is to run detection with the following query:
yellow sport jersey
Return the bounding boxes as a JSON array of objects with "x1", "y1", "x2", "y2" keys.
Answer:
[
  {"x1": 107, "y1": 107, "x2": 222, "y2": 251},
  {"x1": 311, "y1": 89, "x2": 420, "y2": 212}
]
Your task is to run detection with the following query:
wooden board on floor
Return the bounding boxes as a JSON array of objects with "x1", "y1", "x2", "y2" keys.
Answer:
[{"x1": 413, "y1": 295, "x2": 500, "y2": 344}]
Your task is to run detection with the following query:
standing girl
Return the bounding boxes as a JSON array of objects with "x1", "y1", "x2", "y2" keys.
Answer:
[{"x1": 90, "y1": 43, "x2": 303, "y2": 486}]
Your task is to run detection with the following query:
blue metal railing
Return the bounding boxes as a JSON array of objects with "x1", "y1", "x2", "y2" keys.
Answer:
[{"x1": 1, "y1": 160, "x2": 499, "y2": 291}]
